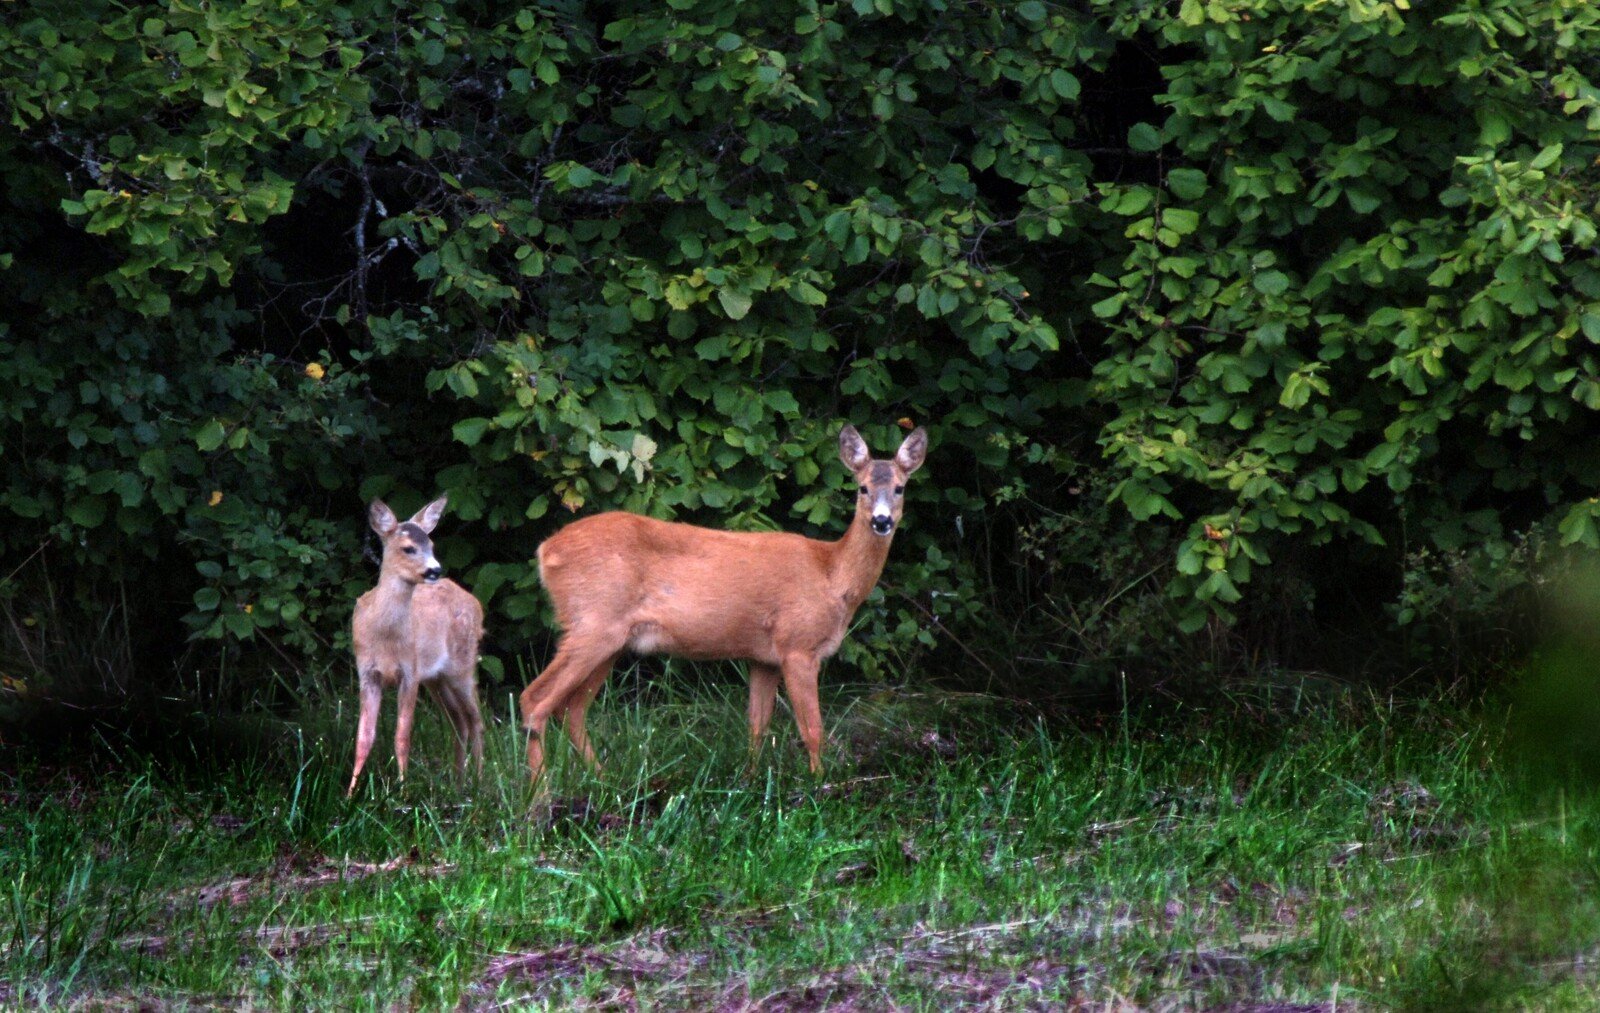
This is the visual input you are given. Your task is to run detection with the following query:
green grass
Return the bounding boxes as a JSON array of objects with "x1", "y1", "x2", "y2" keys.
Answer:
[{"x1": 5, "y1": 675, "x2": 1600, "y2": 1009}]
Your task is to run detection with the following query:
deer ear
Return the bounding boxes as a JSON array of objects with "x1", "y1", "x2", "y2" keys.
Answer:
[
  {"x1": 839, "y1": 425, "x2": 871, "y2": 471},
  {"x1": 895, "y1": 427, "x2": 928, "y2": 475},
  {"x1": 368, "y1": 499, "x2": 398, "y2": 537},
  {"x1": 411, "y1": 495, "x2": 448, "y2": 534}
]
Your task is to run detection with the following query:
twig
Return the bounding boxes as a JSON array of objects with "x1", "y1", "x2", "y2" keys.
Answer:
[
  {"x1": 900, "y1": 916, "x2": 1049, "y2": 942},
  {"x1": 889, "y1": 586, "x2": 1002, "y2": 689},
  {"x1": 0, "y1": 538, "x2": 50, "y2": 590}
]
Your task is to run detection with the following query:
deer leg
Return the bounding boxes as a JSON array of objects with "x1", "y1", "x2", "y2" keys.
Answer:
[
  {"x1": 520, "y1": 633, "x2": 622, "y2": 783},
  {"x1": 458, "y1": 668, "x2": 484, "y2": 779},
  {"x1": 393, "y1": 672, "x2": 422, "y2": 784},
  {"x1": 439, "y1": 677, "x2": 483, "y2": 780},
  {"x1": 519, "y1": 640, "x2": 584, "y2": 724},
  {"x1": 435, "y1": 671, "x2": 484, "y2": 780},
  {"x1": 779, "y1": 653, "x2": 825, "y2": 774},
  {"x1": 562, "y1": 653, "x2": 618, "y2": 772},
  {"x1": 347, "y1": 672, "x2": 383, "y2": 797},
  {"x1": 426, "y1": 680, "x2": 469, "y2": 776},
  {"x1": 520, "y1": 652, "x2": 574, "y2": 783},
  {"x1": 747, "y1": 662, "x2": 782, "y2": 763}
]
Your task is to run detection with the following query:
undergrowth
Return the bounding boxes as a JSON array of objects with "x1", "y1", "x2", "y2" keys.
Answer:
[{"x1": 3, "y1": 675, "x2": 1598, "y2": 1010}]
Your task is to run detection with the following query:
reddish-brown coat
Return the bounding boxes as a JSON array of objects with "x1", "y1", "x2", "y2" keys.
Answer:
[{"x1": 519, "y1": 424, "x2": 928, "y2": 782}]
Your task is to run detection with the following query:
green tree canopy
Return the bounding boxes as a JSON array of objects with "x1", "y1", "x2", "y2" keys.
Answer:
[{"x1": 1, "y1": 0, "x2": 1596, "y2": 688}]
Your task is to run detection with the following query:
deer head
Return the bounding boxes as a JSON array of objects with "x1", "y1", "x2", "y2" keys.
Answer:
[
  {"x1": 369, "y1": 496, "x2": 449, "y2": 584},
  {"x1": 839, "y1": 424, "x2": 928, "y2": 537}
]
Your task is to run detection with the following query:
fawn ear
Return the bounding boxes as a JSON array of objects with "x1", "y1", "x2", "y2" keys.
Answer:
[
  {"x1": 411, "y1": 495, "x2": 448, "y2": 534},
  {"x1": 839, "y1": 425, "x2": 871, "y2": 471},
  {"x1": 368, "y1": 499, "x2": 399, "y2": 537},
  {"x1": 895, "y1": 427, "x2": 928, "y2": 475}
]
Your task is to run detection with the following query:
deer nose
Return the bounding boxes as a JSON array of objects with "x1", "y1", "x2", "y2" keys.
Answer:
[
  {"x1": 871, "y1": 515, "x2": 894, "y2": 535},
  {"x1": 422, "y1": 566, "x2": 444, "y2": 583}
]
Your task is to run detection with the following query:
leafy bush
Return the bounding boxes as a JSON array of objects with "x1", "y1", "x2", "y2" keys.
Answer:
[
  {"x1": 1087, "y1": 0, "x2": 1600, "y2": 631},
  {"x1": 2, "y1": 0, "x2": 1596, "y2": 695}
]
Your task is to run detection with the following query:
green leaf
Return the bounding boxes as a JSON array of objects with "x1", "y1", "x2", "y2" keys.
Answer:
[
  {"x1": 1477, "y1": 108, "x2": 1511, "y2": 147},
  {"x1": 452, "y1": 417, "x2": 492, "y2": 446},
  {"x1": 66, "y1": 496, "x2": 106, "y2": 529},
  {"x1": 1128, "y1": 123, "x2": 1162, "y2": 153},
  {"x1": 1366, "y1": 442, "x2": 1401, "y2": 470},
  {"x1": 1091, "y1": 293, "x2": 1126, "y2": 318},
  {"x1": 1108, "y1": 187, "x2": 1152, "y2": 217},
  {"x1": 694, "y1": 334, "x2": 731, "y2": 359},
  {"x1": 194, "y1": 419, "x2": 227, "y2": 452},
  {"x1": 1530, "y1": 143, "x2": 1563, "y2": 170},
  {"x1": 1162, "y1": 208, "x2": 1200, "y2": 236},
  {"x1": 1279, "y1": 373, "x2": 1310, "y2": 409},
  {"x1": 1253, "y1": 271, "x2": 1290, "y2": 296},
  {"x1": 765, "y1": 390, "x2": 800, "y2": 414},
  {"x1": 1581, "y1": 313, "x2": 1600, "y2": 343},
  {"x1": 1166, "y1": 168, "x2": 1208, "y2": 200},
  {"x1": 1260, "y1": 97, "x2": 1296, "y2": 122},
  {"x1": 1559, "y1": 502, "x2": 1600, "y2": 547},
  {"x1": 1049, "y1": 68, "x2": 1079, "y2": 101},
  {"x1": 717, "y1": 288, "x2": 753, "y2": 320},
  {"x1": 790, "y1": 281, "x2": 828, "y2": 306},
  {"x1": 1346, "y1": 188, "x2": 1382, "y2": 214},
  {"x1": 1176, "y1": 544, "x2": 1204, "y2": 576},
  {"x1": 8, "y1": 495, "x2": 44, "y2": 519}
]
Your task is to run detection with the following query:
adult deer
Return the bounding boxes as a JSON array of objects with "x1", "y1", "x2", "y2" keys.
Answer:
[
  {"x1": 518, "y1": 423, "x2": 928, "y2": 783},
  {"x1": 349, "y1": 496, "x2": 485, "y2": 796}
]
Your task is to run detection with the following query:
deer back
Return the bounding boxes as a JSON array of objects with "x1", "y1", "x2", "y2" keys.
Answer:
[{"x1": 537, "y1": 512, "x2": 857, "y2": 664}]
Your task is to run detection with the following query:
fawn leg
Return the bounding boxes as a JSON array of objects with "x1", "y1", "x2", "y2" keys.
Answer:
[
  {"x1": 393, "y1": 672, "x2": 422, "y2": 783},
  {"x1": 347, "y1": 672, "x2": 383, "y2": 797}
]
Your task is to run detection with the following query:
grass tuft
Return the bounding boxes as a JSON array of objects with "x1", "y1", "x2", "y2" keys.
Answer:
[{"x1": 4, "y1": 678, "x2": 1598, "y2": 1008}]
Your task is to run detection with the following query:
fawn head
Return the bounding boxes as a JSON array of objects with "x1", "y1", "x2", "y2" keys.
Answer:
[
  {"x1": 839, "y1": 424, "x2": 928, "y2": 537},
  {"x1": 368, "y1": 496, "x2": 449, "y2": 584}
]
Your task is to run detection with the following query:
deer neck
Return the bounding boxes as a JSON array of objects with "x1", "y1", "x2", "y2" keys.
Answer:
[
  {"x1": 828, "y1": 513, "x2": 893, "y2": 604},
  {"x1": 369, "y1": 570, "x2": 419, "y2": 633}
]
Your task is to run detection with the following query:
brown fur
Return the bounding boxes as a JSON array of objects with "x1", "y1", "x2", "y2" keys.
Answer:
[
  {"x1": 519, "y1": 424, "x2": 928, "y2": 782},
  {"x1": 348, "y1": 496, "x2": 485, "y2": 796}
]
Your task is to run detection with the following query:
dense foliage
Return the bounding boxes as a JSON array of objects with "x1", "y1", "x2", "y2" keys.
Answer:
[{"x1": 1, "y1": 0, "x2": 1597, "y2": 692}]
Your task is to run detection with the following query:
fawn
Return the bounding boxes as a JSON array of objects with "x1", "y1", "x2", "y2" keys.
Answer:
[
  {"x1": 349, "y1": 496, "x2": 484, "y2": 796},
  {"x1": 518, "y1": 423, "x2": 928, "y2": 783}
]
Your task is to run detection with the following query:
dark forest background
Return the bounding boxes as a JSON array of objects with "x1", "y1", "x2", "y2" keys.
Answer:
[{"x1": 3, "y1": 0, "x2": 1599, "y2": 713}]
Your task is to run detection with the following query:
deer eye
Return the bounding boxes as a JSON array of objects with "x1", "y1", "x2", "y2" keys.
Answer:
[
  {"x1": 894, "y1": 485, "x2": 905, "y2": 496},
  {"x1": 403, "y1": 546, "x2": 417, "y2": 555},
  {"x1": 858, "y1": 485, "x2": 869, "y2": 497}
]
